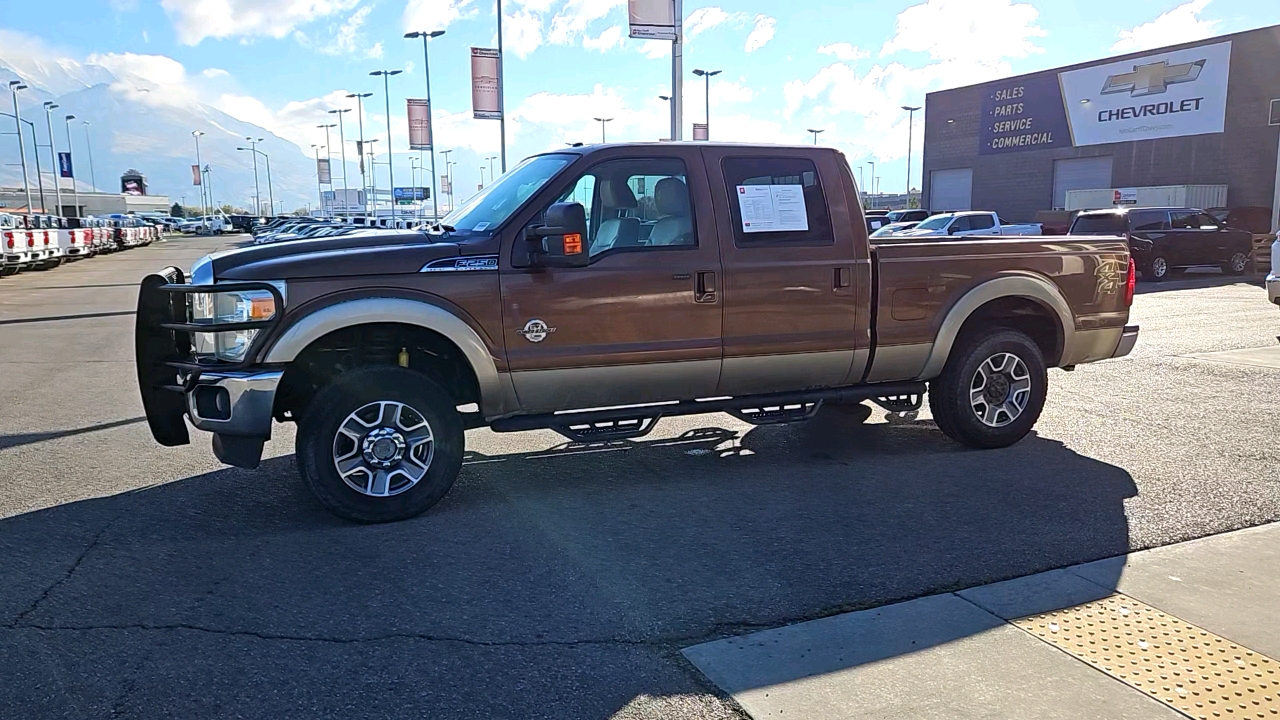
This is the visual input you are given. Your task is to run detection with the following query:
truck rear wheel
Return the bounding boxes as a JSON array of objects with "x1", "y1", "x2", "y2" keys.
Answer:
[
  {"x1": 297, "y1": 366, "x2": 465, "y2": 523},
  {"x1": 928, "y1": 329, "x2": 1047, "y2": 449}
]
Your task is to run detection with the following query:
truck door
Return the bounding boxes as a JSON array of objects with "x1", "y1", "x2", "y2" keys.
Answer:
[
  {"x1": 960, "y1": 213, "x2": 996, "y2": 236},
  {"x1": 500, "y1": 150, "x2": 723, "y2": 413},
  {"x1": 705, "y1": 150, "x2": 863, "y2": 395}
]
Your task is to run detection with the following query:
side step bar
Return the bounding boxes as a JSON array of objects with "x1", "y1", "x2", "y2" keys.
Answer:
[{"x1": 489, "y1": 381, "x2": 928, "y2": 441}]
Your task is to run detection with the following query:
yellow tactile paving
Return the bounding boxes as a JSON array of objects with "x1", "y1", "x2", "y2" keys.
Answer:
[{"x1": 1014, "y1": 594, "x2": 1280, "y2": 720}]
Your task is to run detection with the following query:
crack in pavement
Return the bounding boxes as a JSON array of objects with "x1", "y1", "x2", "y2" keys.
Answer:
[{"x1": 12, "y1": 514, "x2": 121, "y2": 625}]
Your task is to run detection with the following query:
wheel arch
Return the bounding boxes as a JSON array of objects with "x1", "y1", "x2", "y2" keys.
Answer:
[
  {"x1": 262, "y1": 298, "x2": 518, "y2": 419},
  {"x1": 917, "y1": 273, "x2": 1074, "y2": 380}
]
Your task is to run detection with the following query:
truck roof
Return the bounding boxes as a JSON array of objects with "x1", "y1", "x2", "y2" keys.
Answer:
[{"x1": 540, "y1": 142, "x2": 843, "y2": 157}]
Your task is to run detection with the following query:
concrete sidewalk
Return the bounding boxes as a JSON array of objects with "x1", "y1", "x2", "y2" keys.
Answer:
[{"x1": 684, "y1": 522, "x2": 1280, "y2": 719}]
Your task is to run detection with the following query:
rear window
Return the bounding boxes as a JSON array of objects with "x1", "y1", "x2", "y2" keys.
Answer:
[
  {"x1": 1069, "y1": 214, "x2": 1127, "y2": 235},
  {"x1": 721, "y1": 157, "x2": 834, "y2": 247}
]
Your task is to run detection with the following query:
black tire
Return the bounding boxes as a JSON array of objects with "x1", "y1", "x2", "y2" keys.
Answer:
[
  {"x1": 1221, "y1": 251, "x2": 1250, "y2": 276},
  {"x1": 928, "y1": 329, "x2": 1048, "y2": 449},
  {"x1": 1144, "y1": 255, "x2": 1171, "y2": 282},
  {"x1": 297, "y1": 366, "x2": 465, "y2": 523}
]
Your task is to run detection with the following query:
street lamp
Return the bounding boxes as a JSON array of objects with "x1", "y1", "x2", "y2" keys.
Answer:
[
  {"x1": 312, "y1": 143, "x2": 326, "y2": 215},
  {"x1": 347, "y1": 92, "x2": 373, "y2": 214},
  {"x1": 370, "y1": 69, "x2": 403, "y2": 216},
  {"x1": 692, "y1": 68, "x2": 720, "y2": 140},
  {"x1": 364, "y1": 137, "x2": 379, "y2": 213},
  {"x1": 82, "y1": 120, "x2": 97, "y2": 193},
  {"x1": 42, "y1": 102, "x2": 64, "y2": 215},
  {"x1": 479, "y1": 165, "x2": 486, "y2": 189},
  {"x1": 63, "y1": 115, "x2": 79, "y2": 216},
  {"x1": 192, "y1": 130, "x2": 207, "y2": 218},
  {"x1": 8, "y1": 81, "x2": 33, "y2": 214},
  {"x1": 238, "y1": 145, "x2": 273, "y2": 217},
  {"x1": 406, "y1": 29, "x2": 445, "y2": 220},
  {"x1": 440, "y1": 148, "x2": 453, "y2": 213},
  {"x1": 592, "y1": 117, "x2": 613, "y2": 143},
  {"x1": 244, "y1": 136, "x2": 263, "y2": 214},
  {"x1": 865, "y1": 160, "x2": 876, "y2": 197},
  {"x1": 326, "y1": 110, "x2": 351, "y2": 203},
  {"x1": 807, "y1": 128, "x2": 824, "y2": 145},
  {"x1": 901, "y1": 105, "x2": 921, "y2": 197}
]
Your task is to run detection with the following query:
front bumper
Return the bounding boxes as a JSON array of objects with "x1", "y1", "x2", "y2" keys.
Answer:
[
  {"x1": 1111, "y1": 325, "x2": 1140, "y2": 359},
  {"x1": 1267, "y1": 274, "x2": 1280, "y2": 307},
  {"x1": 135, "y1": 267, "x2": 286, "y2": 469}
]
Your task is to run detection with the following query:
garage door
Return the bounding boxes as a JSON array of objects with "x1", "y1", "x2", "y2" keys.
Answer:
[
  {"x1": 1053, "y1": 157, "x2": 1113, "y2": 210},
  {"x1": 930, "y1": 168, "x2": 972, "y2": 212}
]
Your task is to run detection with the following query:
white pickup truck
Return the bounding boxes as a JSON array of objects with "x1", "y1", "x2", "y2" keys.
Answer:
[{"x1": 895, "y1": 211, "x2": 1042, "y2": 238}]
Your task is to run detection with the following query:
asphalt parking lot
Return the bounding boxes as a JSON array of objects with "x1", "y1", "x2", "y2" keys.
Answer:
[{"x1": 1, "y1": 235, "x2": 1278, "y2": 719}]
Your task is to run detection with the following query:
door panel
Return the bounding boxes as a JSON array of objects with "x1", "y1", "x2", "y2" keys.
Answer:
[
  {"x1": 500, "y1": 151, "x2": 723, "y2": 413},
  {"x1": 705, "y1": 150, "x2": 862, "y2": 395}
]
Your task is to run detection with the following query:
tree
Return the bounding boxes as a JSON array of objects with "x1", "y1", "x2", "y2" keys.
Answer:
[{"x1": 170, "y1": 202, "x2": 185, "y2": 217}]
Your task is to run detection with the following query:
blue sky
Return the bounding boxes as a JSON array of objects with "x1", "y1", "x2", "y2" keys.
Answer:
[{"x1": 1, "y1": 0, "x2": 1278, "y2": 206}]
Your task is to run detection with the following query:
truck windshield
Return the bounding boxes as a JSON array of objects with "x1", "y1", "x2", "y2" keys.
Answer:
[
  {"x1": 1069, "y1": 214, "x2": 1127, "y2": 235},
  {"x1": 914, "y1": 214, "x2": 954, "y2": 230},
  {"x1": 443, "y1": 153, "x2": 574, "y2": 233}
]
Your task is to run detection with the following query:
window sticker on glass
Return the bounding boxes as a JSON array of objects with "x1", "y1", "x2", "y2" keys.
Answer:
[
  {"x1": 736, "y1": 184, "x2": 809, "y2": 233},
  {"x1": 472, "y1": 222, "x2": 490, "y2": 231}
]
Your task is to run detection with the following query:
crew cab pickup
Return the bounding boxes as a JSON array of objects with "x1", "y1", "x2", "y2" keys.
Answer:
[
  {"x1": 136, "y1": 144, "x2": 1138, "y2": 523},
  {"x1": 895, "y1": 211, "x2": 1042, "y2": 238}
]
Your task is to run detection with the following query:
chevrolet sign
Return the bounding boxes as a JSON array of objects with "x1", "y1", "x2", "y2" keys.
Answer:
[{"x1": 1101, "y1": 59, "x2": 1205, "y2": 97}]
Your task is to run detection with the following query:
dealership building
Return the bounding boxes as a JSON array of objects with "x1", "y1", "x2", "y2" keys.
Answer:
[{"x1": 920, "y1": 24, "x2": 1280, "y2": 231}]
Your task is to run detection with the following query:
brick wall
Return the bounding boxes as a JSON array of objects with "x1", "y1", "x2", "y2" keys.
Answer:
[{"x1": 921, "y1": 25, "x2": 1280, "y2": 222}]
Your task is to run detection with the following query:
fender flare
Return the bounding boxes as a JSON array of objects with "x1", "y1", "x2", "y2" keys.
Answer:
[
  {"x1": 916, "y1": 273, "x2": 1075, "y2": 380},
  {"x1": 261, "y1": 297, "x2": 517, "y2": 418}
]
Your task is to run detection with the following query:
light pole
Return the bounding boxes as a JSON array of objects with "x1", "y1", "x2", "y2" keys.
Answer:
[
  {"x1": 410, "y1": 156, "x2": 420, "y2": 220},
  {"x1": 42, "y1": 102, "x2": 64, "y2": 215},
  {"x1": 3, "y1": 109, "x2": 47, "y2": 214},
  {"x1": 82, "y1": 121, "x2": 97, "y2": 193},
  {"x1": 245, "y1": 137, "x2": 263, "y2": 214},
  {"x1": 365, "y1": 137, "x2": 379, "y2": 213},
  {"x1": 440, "y1": 148, "x2": 453, "y2": 213},
  {"x1": 239, "y1": 146, "x2": 273, "y2": 217},
  {"x1": 63, "y1": 115, "x2": 79, "y2": 216},
  {"x1": 496, "y1": 0, "x2": 507, "y2": 171},
  {"x1": 901, "y1": 105, "x2": 921, "y2": 197},
  {"x1": 866, "y1": 161, "x2": 876, "y2": 198},
  {"x1": 326, "y1": 109, "x2": 351, "y2": 206},
  {"x1": 192, "y1": 130, "x2": 207, "y2": 218},
  {"x1": 370, "y1": 69, "x2": 403, "y2": 216},
  {"x1": 692, "y1": 68, "x2": 720, "y2": 139},
  {"x1": 312, "y1": 144, "x2": 325, "y2": 215},
  {"x1": 406, "y1": 29, "x2": 445, "y2": 220},
  {"x1": 347, "y1": 92, "x2": 372, "y2": 214},
  {"x1": 479, "y1": 165, "x2": 487, "y2": 189},
  {"x1": 8, "y1": 81, "x2": 33, "y2": 214},
  {"x1": 670, "y1": 0, "x2": 684, "y2": 142},
  {"x1": 807, "y1": 128, "x2": 824, "y2": 145},
  {"x1": 592, "y1": 117, "x2": 612, "y2": 143}
]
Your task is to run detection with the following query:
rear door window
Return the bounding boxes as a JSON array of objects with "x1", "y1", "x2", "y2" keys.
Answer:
[
  {"x1": 1170, "y1": 211, "x2": 1199, "y2": 230},
  {"x1": 721, "y1": 157, "x2": 834, "y2": 247},
  {"x1": 949, "y1": 216, "x2": 972, "y2": 232},
  {"x1": 968, "y1": 214, "x2": 995, "y2": 231},
  {"x1": 1128, "y1": 210, "x2": 1169, "y2": 232},
  {"x1": 1069, "y1": 214, "x2": 1127, "y2": 235}
]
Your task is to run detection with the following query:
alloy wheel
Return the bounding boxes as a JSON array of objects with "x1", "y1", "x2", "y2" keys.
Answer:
[
  {"x1": 1230, "y1": 253, "x2": 1248, "y2": 273},
  {"x1": 332, "y1": 401, "x2": 435, "y2": 497},
  {"x1": 969, "y1": 352, "x2": 1032, "y2": 428},
  {"x1": 1151, "y1": 257, "x2": 1168, "y2": 278}
]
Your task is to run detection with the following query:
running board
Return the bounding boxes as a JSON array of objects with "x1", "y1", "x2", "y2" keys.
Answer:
[{"x1": 489, "y1": 381, "x2": 928, "y2": 440}]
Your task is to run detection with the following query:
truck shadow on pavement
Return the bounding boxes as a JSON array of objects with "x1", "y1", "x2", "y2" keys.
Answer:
[{"x1": 0, "y1": 412, "x2": 1134, "y2": 719}]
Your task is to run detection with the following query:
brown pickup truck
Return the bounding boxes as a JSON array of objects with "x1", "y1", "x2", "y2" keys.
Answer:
[{"x1": 136, "y1": 143, "x2": 1139, "y2": 522}]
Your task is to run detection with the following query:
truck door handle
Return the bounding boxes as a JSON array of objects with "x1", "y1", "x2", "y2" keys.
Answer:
[
  {"x1": 834, "y1": 266, "x2": 852, "y2": 289},
  {"x1": 695, "y1": 271, "x2": 717, "y2": 303}
]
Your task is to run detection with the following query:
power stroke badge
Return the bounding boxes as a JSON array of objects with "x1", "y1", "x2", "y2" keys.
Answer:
[{"x1": 517, "y1": 319, "x2": 556, "y2": 343}]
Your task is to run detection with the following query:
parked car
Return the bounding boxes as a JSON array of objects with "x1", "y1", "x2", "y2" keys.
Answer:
[
  {"x1": 1068, "y1": 207, "x2": 1254, "y2": 281},
  {"x1": 1209, "y1": 206, "x2": 1276, "y2": 274},
  {"x1": 136, "y1": 143, "x2": 1137, "y2": 523},
  {"x1": 0, "y1": 212, "x2": 30, "y2": 276},
  {"x1": 895, "y1": 211, "x2": 1043, "y2": 238},
  {"x1": 869, "y1": 221, "x2": 921, "y2": 238},
  {"x1": 1267, "y1": 238, "x2": 1280, "y2": 308},
  {"x1": 885, "y1": 209, "x2": 931, "y2": 224}
]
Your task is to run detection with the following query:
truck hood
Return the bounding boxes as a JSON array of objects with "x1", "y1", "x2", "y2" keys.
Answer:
[
  {"x1": 894, "y1": 228, "x2": 946, "y2": 237},
  {"x1": 206, "y1": 231, "x2": 464, "y2": 281}
]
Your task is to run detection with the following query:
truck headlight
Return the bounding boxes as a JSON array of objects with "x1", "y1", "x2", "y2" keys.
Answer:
[{"x1": 190, "y1": 284, "x2": 284, "y2": 362}]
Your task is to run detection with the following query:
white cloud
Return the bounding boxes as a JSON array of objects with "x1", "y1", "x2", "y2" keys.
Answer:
[
  {"x1": 639, "y1": 39, "x2": 669, "y2": 59},
  {"x1": 1112, "y1": 0, "x2": 1219, "y2": 52},
  {"x1": 548, "y1": 0, "x2": 625, "y2": 45},
  {"x1": 160, "y1": 0, "x2": 362, "y2": 45},
  {"x1": 880, "y1": 0, "x2": 1046, "y2": 63},
  {"x1": 817, "y1": 42, "x2": 869, "y2": 62},
  {"x1": 216, "y1": 88, "x2": 358, "y2": 154},
  {"x1": 744, "y1": 14, "x2": 775, "y2": 53},
  {"x1": 403, "y1": 0, "x2": 477, "y2": 33},
  {"x1": 683, "y1": 6, "x2": 731, "y2": 39},
  {"x1": 202, "y1": 67, "x2": 230, "y2": 78},
  {"x1": 505, "y1": 9, "x2": 545, "y2": 58},
  {"x1": 87, "y1": 51, "x2": 202, "y2": 108},
  {"x1": 365, "y1": 41, "x2": 384, "y2": 59},
  {"x1": 583, "y1": 24, "x2": 623, "y2": 52}
]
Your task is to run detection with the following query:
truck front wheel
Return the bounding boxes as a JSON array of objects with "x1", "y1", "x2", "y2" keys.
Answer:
[
  {"x1": 297, "y1": 366, "x2": 465, "y2": 523},
  {"x1": 928, "y1": 329, "x2": 1047, "y2": 449}
]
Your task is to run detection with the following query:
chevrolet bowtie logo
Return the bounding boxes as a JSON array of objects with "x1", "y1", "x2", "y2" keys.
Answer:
[{"x1": 1101, "y1": 59, "x2": 1206, "y2": 97}]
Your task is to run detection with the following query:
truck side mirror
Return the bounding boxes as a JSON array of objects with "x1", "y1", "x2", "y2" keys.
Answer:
[{"x1": 527, "y1": 202, "x2": 589, "y2": 268}]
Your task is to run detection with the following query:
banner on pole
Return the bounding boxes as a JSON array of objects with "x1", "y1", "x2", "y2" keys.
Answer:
[
  {"x1": 441, "y1": 175, "x2": 452, "y2": 195},
  {"x1": 692, "y1": 122, "x2": 708, "y2": 141},
  {"x1": 191, "y1": 164, "x2": 202, "y2": 185},
  {"x1": 317, "y1": 158, "x2": 332, "y2": 185},
  {"x1": 407, "y1": 99, "x2": 432, "y2": 149},
  {"x1": 58, "y1": 152, "x2": 74, "y2": 179},
  {"x1": 628, "y1": 0, "x2": 676, "y2": 39},
  {"x1": 356, "y1": 140, "x2": 365, "y2": 174},
  {"x1": 470, "y1": 48, "x2": 503, "y2": 120}
]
